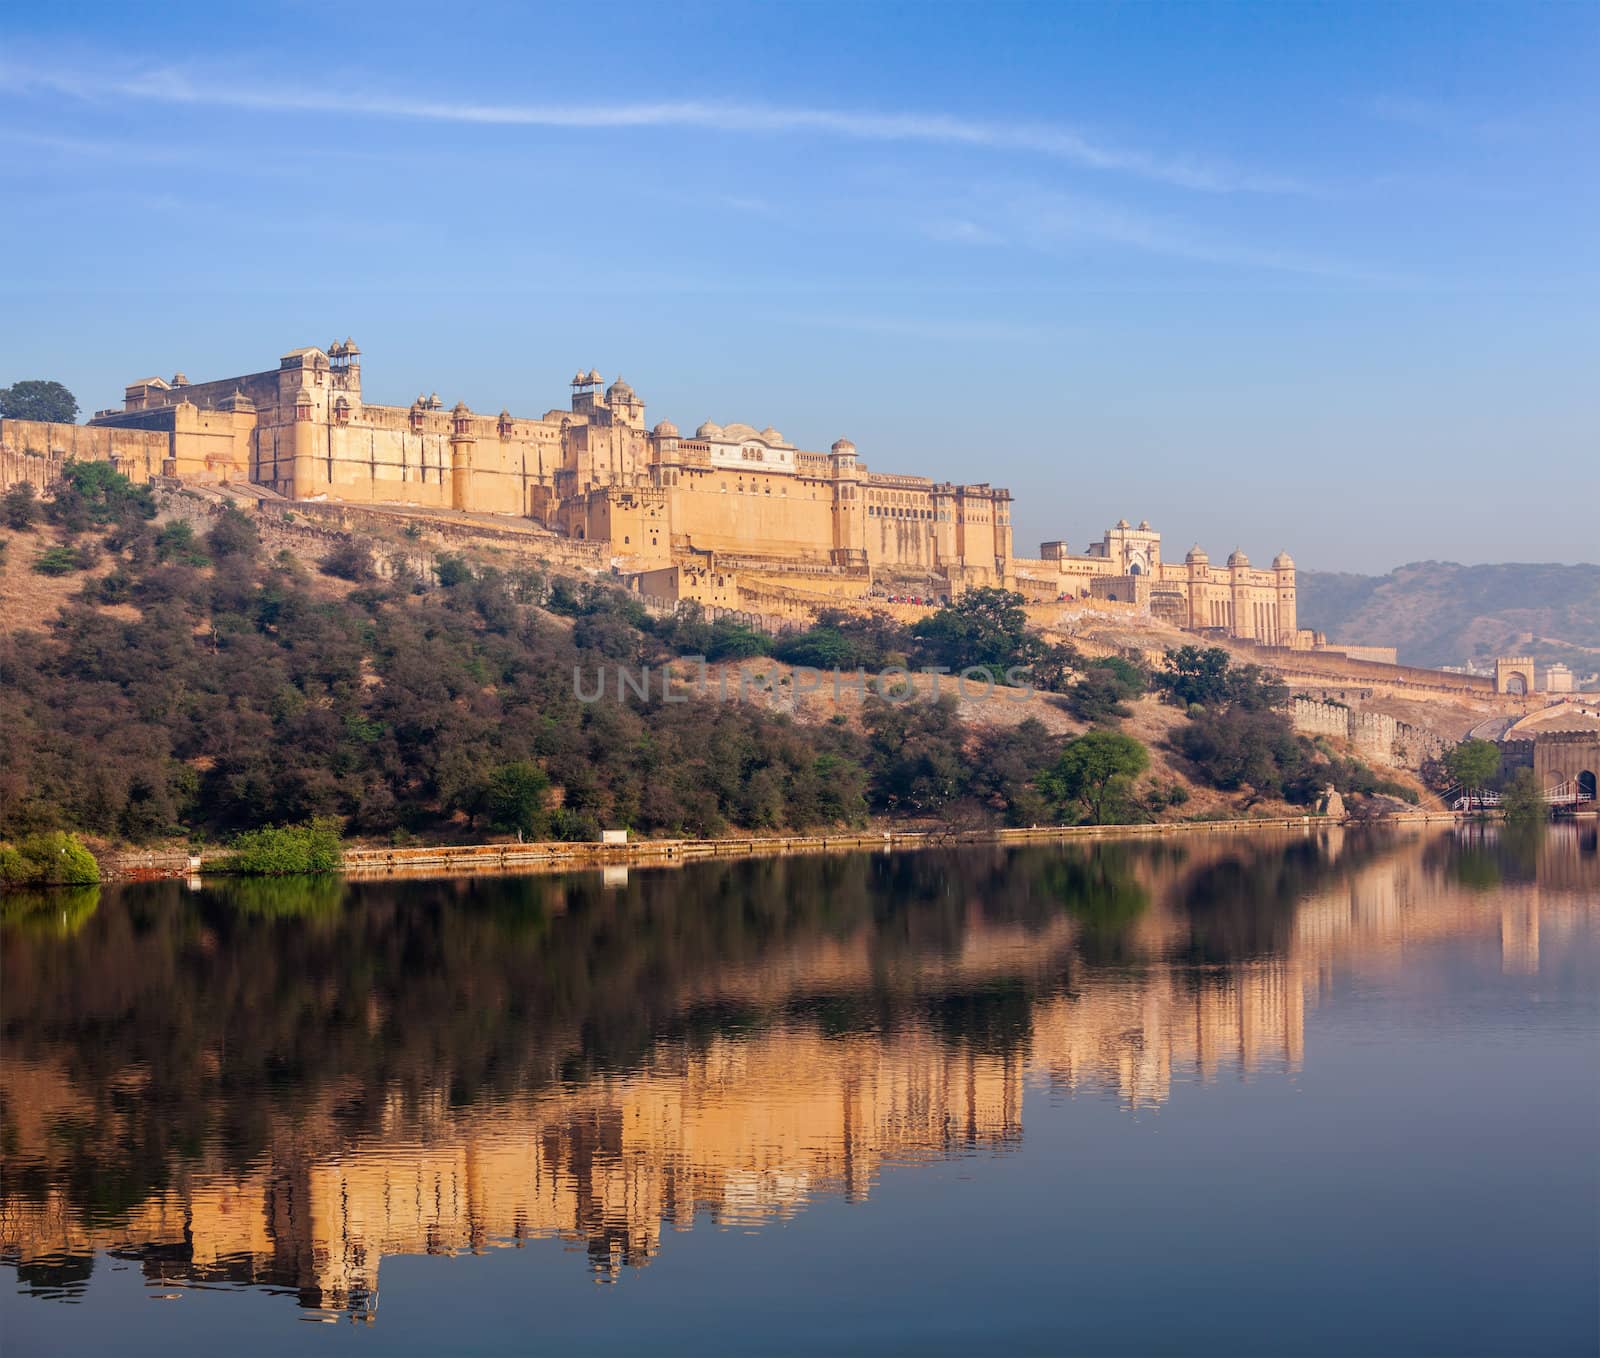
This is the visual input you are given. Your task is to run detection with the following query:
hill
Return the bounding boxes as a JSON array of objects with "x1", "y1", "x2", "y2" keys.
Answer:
[{"x1": 1299, "y1": 562, "x2": 1600, "y2": 676}]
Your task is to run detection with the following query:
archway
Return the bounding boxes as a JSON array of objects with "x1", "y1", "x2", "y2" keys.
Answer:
[
  {"x1": 1129, "y1": 561, "x2": 1143, "y2": 576},
  {"x1": 1505, "y1": 672, "x2": 1527, "y2": 695},
  {"x1": 1580, "y1": 770, "x2": 1597, "y2": 802}
]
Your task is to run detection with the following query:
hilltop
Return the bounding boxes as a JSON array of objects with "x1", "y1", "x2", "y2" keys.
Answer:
[
  {"x1": 1299, "y1": 562, "x2": 1600, "y2": 677},
  {"x1": 0, "y1": 474, "x2": 1436, "y2": 852}
]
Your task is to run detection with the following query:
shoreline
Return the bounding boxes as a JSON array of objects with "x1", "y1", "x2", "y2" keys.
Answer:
[{"x1": 97, "y1": 809, "x2": 1485, "y2": 886}]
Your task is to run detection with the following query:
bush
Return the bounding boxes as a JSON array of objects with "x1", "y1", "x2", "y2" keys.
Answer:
[
  {"x1": 484, "y1": 761, "x2": 551, "y2": 838},
  {"x1": 33, "y1": 545, "x2": 88, "y2": 576},
  {"x1": 155, "y1": 520, "x2": 210, "y2": 566},
  {"x1": 226, "y1": 821, "x2": 344, "y2": 875},
  {"x1": 3, "y1": 482, "x2": 40, "y2": 531},
  {"x1": 321, "y1": 540, "x2": 375, "y2": 582},
  {"x1": 205, "y1": 508, "x2": 260, "y2": 559},
  {"x1": 1501, "y1": 768, "x2": 1547, "y2": 823},
  {"x1": 435, "y1": 554, "x2": 472, "y2": 587},
  {"x1": 0, "y1": 832, "x2": 101, "y2": 886}
]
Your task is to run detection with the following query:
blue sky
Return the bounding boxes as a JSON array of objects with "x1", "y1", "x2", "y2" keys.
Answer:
[{"x1": 1, "y1": 0, "x2": 1594, "y2": 571}]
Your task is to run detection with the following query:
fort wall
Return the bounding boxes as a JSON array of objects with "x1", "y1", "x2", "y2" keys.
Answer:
[{"x1": 1291, "y1": 696, "x2": 1448, "y2": 770}]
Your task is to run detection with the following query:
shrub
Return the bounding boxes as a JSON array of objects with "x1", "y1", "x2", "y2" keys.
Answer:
[
  {"x1": 205, "y1": 508, "x2": 260, "y2": 559},
  {"x1": 3, "y1": 482, "x2": 40, "y2": 531},
  {"x1": 321, "y1": 540, "x2": 375, "y2": 582},
  {"x1": 1501, "y1": 768, "x2": 1547, "y2": 823},
  {"x1": 155, "y1": 520, "x2": 210, "y2": 566},
  {"x1": 484, "y1": 761, "x2": 551, "y2": 838},
  {"x1": 33, "y1": 545, "x2": 86, "y2": 576},
  {"x1": 435, "y1": 554, "x2": 473, "y2": 587},
  {"x1": 0, "y1": 832, "x2": 101, "y2": 886},
  {"x1": 226, "y1": 821, "x2": 344, "y2": 875}
]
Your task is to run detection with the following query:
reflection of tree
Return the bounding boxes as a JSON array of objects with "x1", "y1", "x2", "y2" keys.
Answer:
[
  {"x1": 202, "y1": 875, "x2": 345, "y2": 919},
  {"x1": 0, "y1": 832, "x2": 1410, "y2": 1252},
  {"x1": 1425, "y1": 823, "x2": 1546, "y2": 891},
  {"x1": 1036, "y1": 846, "x2": 1151, "y2": 964},
  {"x1": 1175, "y1": 836, "x2": 1388, "y2": 966},
  {"x1": 0, "y1": 886, "x2": 100, "y2": 937}
]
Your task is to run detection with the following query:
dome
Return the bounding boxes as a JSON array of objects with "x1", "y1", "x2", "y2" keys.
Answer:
[
  {"x1": 172, "y1": 372, "x2": 189, "y2": 386},
  {"x1": 587, "y1": 368, "x2": 603, "y2": 385},
  {"x1": 696, "y1": 421, "x2": 724, "y2": 440},
  {"x1": 451, "y1": 399, "x2": 470, "y2": 414},
  {"x1": 830, "y1": 438, "x2": 856, "y2": 456},
  {"x1": 344, "y1": 337, "x2": 359, "y2": 354},
  {"x1": 1272, "y1": 550, "x2": 1295, "y2": 569},
  {"x1": 1227, "y1": 547, "x2": 1249, "y2": 567},
  {"x1": 1138, "y1": 519, "x2": 1150, "y2": 531},
  {"x1": 606, "y1": 377, "x2": 634, "y2": 400},
  {"x1": 427, "y1": 392, "x2": 443, "y2": 409},
  {"x1": 652, "y1": 419, "x2": 680, "y2": 438},
  {"x1": 1185, "y1": 544, "x2": 1209, "y2": 563},
  {"x1": 572, "y1": 370, "x2": 588, "y2": 386},
  {"x1": 760, "y1": 426, "x2": 784, "y2": 444},
  {"x1": 1116, "y1": 517, "x2": 1130, "y2": 529}
]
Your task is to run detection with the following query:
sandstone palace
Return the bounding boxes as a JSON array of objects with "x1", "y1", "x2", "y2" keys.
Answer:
[{"x1": 1, "y1": 340, "x2": 1308, "y2": 642}]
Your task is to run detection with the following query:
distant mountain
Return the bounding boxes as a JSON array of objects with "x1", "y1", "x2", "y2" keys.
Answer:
[{"x1": 1298, "y1": 562, "x2": 1600, "y2": 676}]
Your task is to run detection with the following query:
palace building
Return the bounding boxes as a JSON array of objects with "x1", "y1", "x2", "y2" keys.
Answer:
[{"x1": 1, "y1": 340, "x2": 1302, "y2": 641}]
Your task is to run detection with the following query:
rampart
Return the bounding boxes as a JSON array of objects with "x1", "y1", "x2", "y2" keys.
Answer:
[
  {"x1": 1291, "y1": 697, "x2": 1446, "y2": 770},
  {"x1": 1236, "y1": 639, "x2": 1497, "y2": 698}
]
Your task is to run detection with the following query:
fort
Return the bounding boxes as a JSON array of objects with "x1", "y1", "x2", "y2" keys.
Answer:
[{"x1": 1, "y1": 340, "x2": 1308, "y2": 642}]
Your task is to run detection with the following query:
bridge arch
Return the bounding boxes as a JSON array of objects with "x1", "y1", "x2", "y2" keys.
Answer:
[{"x1": 1581, "y1": 770, "x2": 1597, "y2": 802}]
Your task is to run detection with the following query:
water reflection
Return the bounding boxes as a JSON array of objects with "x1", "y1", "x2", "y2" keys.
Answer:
[{"x1": 2, "y1": 825, "x2": 1594, "y2": 1319}]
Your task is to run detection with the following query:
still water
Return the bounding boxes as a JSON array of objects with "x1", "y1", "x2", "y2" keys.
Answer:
[{"x1": 2, "y1": 825, "x2": 1596, "y2": 1356}]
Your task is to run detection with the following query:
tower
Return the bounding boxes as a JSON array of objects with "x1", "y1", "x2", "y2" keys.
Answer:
[{"x1": 450, "y1": 401, "x2": 476, "y2": 511}]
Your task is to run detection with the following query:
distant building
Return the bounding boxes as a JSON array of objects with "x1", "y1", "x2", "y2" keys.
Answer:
[{"x1": 0, "y1": 341, "x2": 1300, "y2": 640}]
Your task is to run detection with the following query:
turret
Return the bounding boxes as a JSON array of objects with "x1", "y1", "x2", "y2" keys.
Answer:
[{"x1": 450, "y1": 400, "x2": 476, "y2": 510}]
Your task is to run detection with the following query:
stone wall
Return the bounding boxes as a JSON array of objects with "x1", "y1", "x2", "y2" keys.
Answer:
[
  {"x1": 0, "y1": 419, "x2": 168, "y2": 488},
  {"x1": 1291, "y1": 697, "x2": 1446, "y2": 770}
]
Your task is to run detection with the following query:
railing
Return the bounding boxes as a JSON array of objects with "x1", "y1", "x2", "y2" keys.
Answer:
[{"x1": 1446, "y1": 781, "x2": 1594, "y2": 811}]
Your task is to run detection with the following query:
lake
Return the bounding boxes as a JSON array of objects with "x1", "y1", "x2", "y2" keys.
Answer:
[{"x1": 2, "y1": 824, "x2": 1596, "y2": 1356}]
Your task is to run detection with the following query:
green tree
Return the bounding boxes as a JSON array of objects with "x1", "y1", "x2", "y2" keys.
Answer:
[
  {"x1": 3, "y1": 482, "x2": 40, "y2": 531},
  {"x1": 911, "y1": 588, "x2": 1041, "y2": 678},
  {"x1": 1446, "y1": 740, "x2": 1501, "y2": 799},
  {"x1": 0, "y1": 832, "x2": 100, "y2": 886},
  {"x1": 0, "y1": 379, "x2": 78, "y2": 423},
  {"x1": 226, "y1": 822, "x2": 344, "y2": 875},
  {"x1": 1157, "y1": 645, "x2": 1234, "y2": 707},
  {"x1": 1038, "y1": 730, "x2": 1150, "y2": 824},
  {"x1": 485, "y1": 761, "x2": 551, "y2": 838},
  {"x1": 1500, "y1": 767, "x2": 1547, "y2": 823},
  {"x1": 155, "y1": 520, "x2": 210, "y2": 566},
  {"x1": 1176, "y1": 706, "x2": 1304, "y2": 799}
]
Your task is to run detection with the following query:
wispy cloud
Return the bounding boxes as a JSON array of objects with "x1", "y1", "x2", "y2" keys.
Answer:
[
  {"x1": 940, "y1": 186, "x2": 1405, "y2": 284},
  {"x1": 0, "y1": 59, "x2": 1311, "y2": 195},
  {"x1": 1367, "y1": 94, "x2": 1536, "y2": 145}
]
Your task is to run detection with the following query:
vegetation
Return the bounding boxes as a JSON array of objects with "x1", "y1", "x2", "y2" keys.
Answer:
[
  {"x1": 2, "y1": 475, "x2": 1090, "y2": 844},
  {"x1": 909, "y1": 587, "x2": 1042, "y2": 679},
  {"x1": 1038, "y1": 730, "x2": 1150, "y2": 824},
  {"x1": 0, "y1": 831, "x2": 100, "y2": 886},
  {"x1": 4, "y1": 482, "x2": 40, "y2": 531},
  {"x1": 32, "y1": 544, "x2": 95, "y2": 576},
  {"x1": 1500, "y1": 768, "x2": 1547, "y2": 824},
  {"x1": 1446, "y1": 740, "x2": 1501, "y2": 797},
  {"x1": 0, "y1": 378, "x2": 79, "y2": 423},
  {"x1": 226, "y1": 822, "x2": 344, "y2": 875}
]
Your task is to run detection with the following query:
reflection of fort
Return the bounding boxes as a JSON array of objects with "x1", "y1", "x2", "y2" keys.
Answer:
[{"x1": 2, "y1": 826, "x2": 1594, "y2": 1313}]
